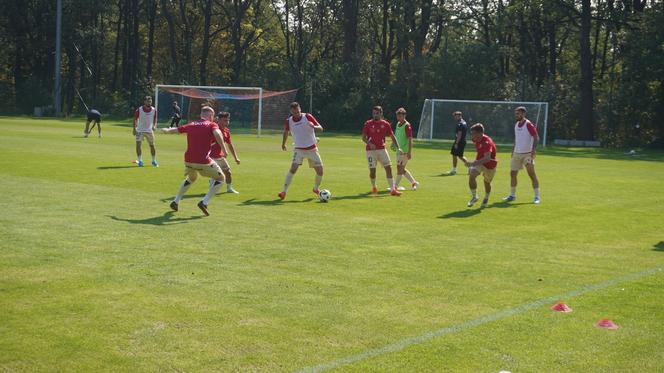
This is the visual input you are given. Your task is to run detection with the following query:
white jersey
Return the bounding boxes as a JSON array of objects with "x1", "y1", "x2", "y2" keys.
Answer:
[
  {"x1": 514, "y1": 119, "x2": 538, "y2": 154},
  {"x1": 135, "y1": 106, "x2": 157, "y2": 132},
  {"x1": 286, "y1": 113, "x2": 319, "y2": 149}
]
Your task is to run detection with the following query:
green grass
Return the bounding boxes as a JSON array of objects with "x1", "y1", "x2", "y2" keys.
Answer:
[{"x1": 1, "y1": 116, "x2": 663, "y2": 372}]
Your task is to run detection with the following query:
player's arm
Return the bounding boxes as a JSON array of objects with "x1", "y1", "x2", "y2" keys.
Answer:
[
  {"x1": 281, "y1": 127, "x2": 289, "y2": 151},
  {"x1": 133, "y1": 109, "x2": 139, "y2": 135},
  {"x1": 228, "y1": 142, "x2": 240, "y2": 164},
  {"x1": 389, "y1": 132, "x2": 403, "y2": 154},
  {"x1": 161, "y1": 127, "x2": 179, "y2": 134},
  {"x1": 454, "y1": 129, "x2": 461, "y2": 148},
  {"x1": 213, "y1": 129, "x2": 229, "y2": 156},
  {"x1": 306, "y1": 114, "x2": 323, "y2": 132},
  {"x1": 362, "y1": 133, "x2": 376, "y2": 150},
  {"x1": 528, "y1": 123, "x2": 539, "y2": 158},
  {"x1": 152, "y1": 109, "x2": 158, "y2": 130},
  {"x1": 468, "y1": 152, "x2": 492, "y2": 167}
]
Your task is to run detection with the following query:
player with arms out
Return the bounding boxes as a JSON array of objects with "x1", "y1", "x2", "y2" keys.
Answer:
[
  {"x1": 133, "y1": 95, "x2": 158, "y2": 167},
  {"x1": 84, "y1": 108, "x2": 102, "y2": 138},
  {"x1": 278, "y1": 102, "x2": 324, "y2": 200},
  {"x1": 393, "y1": 107, "x2": 419, "y2": 191},
  {"x1": 210, "y1": 112, "x2": 241, "y2": 194},
  {"x1": 362, "y1": 106, "x2": 402, "y2": 196},
  {"x1": 503, "y1": 106, "x2": 541, "y2": 204},
  {"x1": 161, "y1": 106, "x2": 228, "y2": 216},
  {"x1": 464, "y1": 123, "x2": 498, "y2": 208}
]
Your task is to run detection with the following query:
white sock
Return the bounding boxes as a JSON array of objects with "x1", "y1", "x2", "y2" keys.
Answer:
[
  {"x1": 387, "y1": 178, "x2": 394, "y2": 189},
  {"x1": 203, "y1": 180, "x2": 223, "y2": 205},
  {"x1": 152, "y1": 155, "x2": 157, "y2": 162},
  {"x1": 370, "y1": 178, "x2": 376, "y2": 187},
  {"x1": 227, "y1": 182, "x2": 233, "y2": 191},
  {"x1": 209, "y1": 178, "x2": 215, "y2": 188},
  {"x1": 137, "y1": 155, "x2": 142, "y2": 162},
  {"x1": 174, "y1": 178, "x2": 193, "y2": 203},
  {"x1": 510, "y1": 187, "x2": 516, "y2": 196},
  {"x1": 283, "y1": 172, "x2": 294, "y2": 192},
  {"x1": 395, "y1": 174, "x2": 403, "y2": 187},
  {"x1": 534, "y1": 188, "x2": 540, "y2": 198},
  {"x1": 314, "y1": 174, "x2": 322, "y2": 189},
  {"x1": 451, "y1": 167, "x2": 456, "y2": 172},
  {"x1": 404, "y1": 170, "x2": 415, "y2": 183},
  {"x1": 471, "y1": 189, "x2": 477, "y2": 198}
]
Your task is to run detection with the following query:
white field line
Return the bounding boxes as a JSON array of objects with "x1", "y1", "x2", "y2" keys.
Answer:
[{"x1": 296, "y1": 267, "x2": 663, "y2": 373}]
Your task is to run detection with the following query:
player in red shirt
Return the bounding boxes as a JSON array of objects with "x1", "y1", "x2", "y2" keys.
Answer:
[
  {"x1": 210, "y1": 112, "x2": 241, "y2": 194},
  {"x1": 464, "y1": 123, "x2": 498, "y2": 208},
  {"x1": 160, "y1": 106, "x2": 228, "y2": 216},
  {"x1": 362, "y1": 106, "x2": 403, "y2": 196}
]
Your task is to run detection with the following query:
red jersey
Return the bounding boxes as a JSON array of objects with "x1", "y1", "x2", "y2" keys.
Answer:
[
  {"x1": 362, "y1": 119, "x2": 394, "y2": 150},
  {"x1": 177, "y1": 120, "x2": 220, "y2": 164},
  {"x1": 474, "y1": 134, "x2": 498, "y2": 169},
  {"x1": 210, "y1": 127, "x2": 232, "y2": 159}
]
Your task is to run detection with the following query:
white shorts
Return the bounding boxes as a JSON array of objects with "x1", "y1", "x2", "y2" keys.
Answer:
[
  {"x1": 213, "y1": 157, "x2": 231, "y2": 170},
  {"x1": 510, "y1": 153, "x2": 534, "y2": 171},
  {"x1": 136, "y1": 131, "x2": 155, "y2": 144},
  {"x1": 396, "y1": 152, "x2": 409, "y2": 167},
  {"x1": 292, "y1": 148, "x2": 323, "y2": 168},
  {"x1": 366, "y1": 149, "x2": 391, "y2": 168}
]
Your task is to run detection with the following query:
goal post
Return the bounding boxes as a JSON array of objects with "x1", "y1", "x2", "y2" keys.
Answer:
[
  {"x1": 417, "y1": 99, "x2": 549, "y2": 146},
  {"x1": 154, "y1": 84, "x2": 298, "y2": 137}
]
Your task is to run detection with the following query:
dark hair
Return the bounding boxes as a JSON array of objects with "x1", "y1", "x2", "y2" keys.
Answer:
[
  {"x1": 216, "y1": 111, "x2": 230, "y2": 118},
  {"x1": 515, "y1": 106, "x2": 527, "y2": 113},
  {"x1": 290, "y1": 102, "x2": 300, "y2": 108},
  {"x1": 396, "y1": 107, "x2": 406, "y2": 114},
  {"x1": 372, "y1": 106, "x2": 383, "y2": 114},
  {"x1": 470, "y1": 123, "x2": 485, "y2": 133},
  {"x1": 144, "y1": 95, "x2": 152, "y2": 100},
  {"x1": 453, "y1": 111, "x2": 462, "y2": 116}
]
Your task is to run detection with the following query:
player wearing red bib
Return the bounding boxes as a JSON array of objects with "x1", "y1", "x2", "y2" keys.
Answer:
[
  {"x1": 362, "y1": 106, "x2": 402, "y2": 196},
  {"x1": 278, "y1": 102, "x2": 324, "y2": 200},
  {"x1": 210, "y1": 112, "x2": 241, "y2": 194},
  {"x1": 160, "y1": 106, "x2": 228, "y2": 216},
  {"x1": 464, "y1": 123, "x2": 498, "y2": 208}
]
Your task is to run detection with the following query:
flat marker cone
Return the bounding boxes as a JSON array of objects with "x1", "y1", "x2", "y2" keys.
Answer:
[
  {"x1": 595, "y1": 318, "x2": 619, "y2": 329},
  {"x1": 551, "y1": 303, "x2": 573, "y2": 313}
]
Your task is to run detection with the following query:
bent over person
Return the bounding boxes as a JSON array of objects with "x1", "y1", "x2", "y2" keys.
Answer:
[
  {"x1": 465, "y1": 123, "x2": 498, "y2": 208},
  {"x1": 84, "y1": 109, "x2": 102, "y2": 138}
]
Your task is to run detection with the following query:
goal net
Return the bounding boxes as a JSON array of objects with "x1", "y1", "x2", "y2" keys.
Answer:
[
  {"x1": 417, "y1": 99, "x2": 549, "y2": 146},
  {"x1": 155, "y1": 85, "x2": 299, "y2": 136}
]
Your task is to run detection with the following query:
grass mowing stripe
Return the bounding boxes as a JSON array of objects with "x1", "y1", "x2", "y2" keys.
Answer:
[{"x1": 296, "y1": 266, "x2": 663, "y2": 373}]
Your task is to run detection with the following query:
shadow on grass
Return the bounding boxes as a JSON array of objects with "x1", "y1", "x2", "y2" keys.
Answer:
[
  {"x1": 98, "y1": 165, "x2": 137, "y2": 170},
  {"x1": 489, "y1": 201, "x2": 531, "y2": 208},
  {"x1": 240, "y1": 197, "x2": 315, "y2": 206},
  {"x1": 108, "y1": 211, "x2": 203, "y2": 225},
  {"x1": 438, "y1": 208, "x2": 483, "y2": 219},
  {"x1": 654, "y1": 242, "x2": 664, "y2": 252},
  {"x1": 333, "y1": 192, "x2": 384, "y2": 201},
  {"x1": 159, "y1": 194, "x2": 206, "y2": 202},
  {"x1": 434, "y1": 172, "x2": 464, "y2": 177}
]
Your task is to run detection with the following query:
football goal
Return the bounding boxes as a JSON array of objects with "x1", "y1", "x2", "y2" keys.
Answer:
[
  {"x1": 155, "y1": 85, "x2": 299, "y2": 136},
  {"x1": 417, "y1": 99, "x2": 549, "y2": 146}
]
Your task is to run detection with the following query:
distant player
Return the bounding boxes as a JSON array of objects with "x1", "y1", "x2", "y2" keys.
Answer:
[
  {"x1": 503, "y1": 106, "x2": 540, "y2": 204},
  {"x1": 362, "y1": 105, "x2": 402, "y2": 196},
  {"x1": 210, "y1": 112, "x2": 241, "y2": 194},
  {"x1": 170, "y1": 101, "x2": 182, "y2": 128},
  {"x1": 393, "y1": 107, "x2": 419, "y2": 191},
  {"x1": 161, "y1": 106, "x2": 228, "y2": 216},
  {"x1": 133, "y1": 95, "x2": 158, "y2": 167},
  {"x1": 448, "y1": 111, "x2": 468, "y2": 175},
  {"x1": 464, "y1": 123, "x2": 497, "y2": 208},
  {"x1": 84, "y1": 109, "x2": 102, "y2": 138},
  {"x1": 278, "y1": 102, "x2": 324, "y2": 200}
]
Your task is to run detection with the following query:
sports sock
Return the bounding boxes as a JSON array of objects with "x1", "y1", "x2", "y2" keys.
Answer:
[
  {"x1": 451, "y1": 167, "x2": 457, "y2": 172},
  {"x1": 227, "y1": 182, "x2": 233, "y2": 191},
  {"x1": 484, "y1": 192, "x2": 491, "y2": 200},
  {"x1": 137, "y1": 155, "x2": 142, "y2": 162},
  {"x1": 174, "y1": 178, "x2": 192, "y2": 203},
  {"x1": 404, "y1": 170, "x2": 415, "y2": 183},
  {"x1": 387, "y1": 178, "x2": 394, "y2": 190},
  {"x1": 534, "y1": 188, "x2": 540, "y2": 198},
  {"x1": 203, "y1": 180, "x2": 223, "y2": 205},
  {"x1": 510, "y1": 187, "x2": 516, "y2": 196},
  {"x1": 209, "y1": 178, "x2": 215, "y2": 188},
  {"x1": 283, "y1": 172, "x2": 294, "y2": 192},
  {"x1": 370, "y1": 178, "x2": 377, "y2": 187},
  {"x1": 471, "y1": 189, "x2": 477, "y2": 198},
  {"x1": 395, "y1": 175, "x2": 403, "y2": 187},
  {"x1": 152, "y1": 155, "x2": 157, "y2": 162},
  {"x1": 314, "y1": 174, "x2": 322, "y2": 189}
]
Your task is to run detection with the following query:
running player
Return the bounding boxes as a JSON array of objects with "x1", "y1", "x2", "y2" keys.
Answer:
[
  {"x1": 464, "y1": 123, "x2": 498, "y2": 208},
  {"x1": 393, "y1": 107, "x2": 419, "y2": 191},
  {"x1": 133, "y1": 95, "x2": 158, "y2": 167},
  {"x1": 210, "y1": 112, "x2": 241, "y2": 194},
  {"x1": 362, "y1": 105, "x2": 402, "y2": 196},
  {"x1": 503, "y1": 106, "x2": 541, "y2": 204},
  {"x1": 84, "y1": 108, "x2": 102, "y2": 138}
]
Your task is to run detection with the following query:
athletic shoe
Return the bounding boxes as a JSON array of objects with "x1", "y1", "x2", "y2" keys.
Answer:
[
  {"x1": 83, "y1": 132, "x2": 89, "y2": 138},
  {"x1": 371, "y1": 186, "x2": 378, "y2": 194},
  {"x1": 151, "y1": 160, "x2": 159, "y2": 167},
  {"x1": 480, "y1": 197, "x2": 489, "y2": 208},
  {"x1": 278, "y1": 191, "x2": 286, "y2": 200},
  {"x1": 226, "y1": 188, "x2": 239, "y2": 194},
  {"x1": 467, "y1": 196, "x2": 479, "y2": 207},
  {"x1": 411, "y1": 181, "x2": 420, "y2": 190},
  {"x1": 534, "y1": 196, "x2": 541, "y2": 204},
  {"x1": 390, "y1": 188, "x2": 402, "y2": 196},
  {"x1": 387, "y1": 186, "x2": 406, "y2": 191},
  {"x1": 98, "y1": 133, "x2": 102, "y2": 138},
  {"x1": 169, "y1": 201, "x2": 178, "y2": 211},
  {"x1": 502, "y1": 195, "x2": 516, "y2": 202},
  {"x1": 197, "y1": 201, "x2": 209, "y2": 216},
  {"x1": 137, "y1": 160, "x2": 144, "y2": 167},
  {"x1": 313, "y1": 188, "x2": 321, "y2": 195},
  {"x1": 448, "y1": 169, "x2": 457, "y2": 175}
]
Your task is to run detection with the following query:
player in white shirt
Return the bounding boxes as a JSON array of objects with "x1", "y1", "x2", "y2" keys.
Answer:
[
  {"x1": 278, "y1": 102, "x2": 324, "y2": 200},
  {"x1": 503, "y1": 106, "x2": 541, "y2": 204},
  {"x1": 133, "y1": 95, "x2": 158, "y2": 167}
]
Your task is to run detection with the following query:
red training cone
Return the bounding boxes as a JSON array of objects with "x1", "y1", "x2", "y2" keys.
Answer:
[
  {"x1": 551, "y1": 303, "x2": 573, "y2": 313},
  {"x1": 595, "y1": 318, "x2": 619, "y2": 329}
]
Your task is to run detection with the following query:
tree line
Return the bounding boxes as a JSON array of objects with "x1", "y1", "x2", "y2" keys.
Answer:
[{"x1": 1, "y1": 0, "x2": 663, "y2": 147}]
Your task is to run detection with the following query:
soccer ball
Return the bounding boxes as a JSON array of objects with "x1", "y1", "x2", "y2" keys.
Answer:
[{"x1": 318, "y1": 189, "x2": 331, "y2": 202}]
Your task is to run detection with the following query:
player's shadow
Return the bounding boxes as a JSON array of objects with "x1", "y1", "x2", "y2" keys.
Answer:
[
  {"x1": 489, "y1": 201, "x2": 530, "y2": 209},
  {"x1": 159, "y1": 194, "x2": 206, "y2": 202},
  {"x1": 438, "y1": 208, "x2": 483, "y2": 219},
  {"x1": 333, "y1": 192, "x2": 384, "y2": 200},
  {"x1": 653, "y1": 241, "x2": 664, "y2": 252},
  {"x1": 108, "y1": 211, "x2": 203, "y2": 226},
  {"x1": 240, "y1": 198, "x2": 315, "y2": 206},
  {"x1": 434, "y1": 172, "x2": 463, "y2": 177},
  {"x1": 98, "y1": 165, "x2": 136, "y2": 170}
]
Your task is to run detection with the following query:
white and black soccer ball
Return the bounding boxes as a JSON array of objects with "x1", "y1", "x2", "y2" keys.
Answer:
[{"x1": 318, "y1": 189, "x2": 331, "y2": 202}]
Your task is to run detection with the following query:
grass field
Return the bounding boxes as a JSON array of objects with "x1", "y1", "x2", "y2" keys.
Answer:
[{"x1": 1, "y1": 116, "x2": 663, "y2": 372}]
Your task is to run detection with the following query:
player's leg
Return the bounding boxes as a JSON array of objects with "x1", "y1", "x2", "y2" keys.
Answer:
[
  {"x1": 525, "y1": 162, "x2": 540, "y2": 203},
  {"x1": 313, "y1": 165, "x2": 323, "y2": 194},
  {"x1": 366, "y1": 150, "x2": 378, "y2": 193},
  {"x1": 200, "y1": 164, "x2": 226, "y2": 214},
  {"x1": 379, "y1": 150, "x2": 398, "y2": 194},
  {"x1": 504, "y1": 154, "x2": 521, "y2": 201},
  {"x1": 171, "y1": 166, "x2": 199, "y2": 210},
  {"x1": 84, "y1": 120, "x2": 91, "y2": 137},
  {"x1": 480, "y1": 167, "x2": 495, "y2": 207},
  {"x1": 280, "y1": 151, "x2": 301, "y2": 199},
  {"x1": 135, "y1": 136, "x2": 143, "y2": 166},
  {"x1": 96, "y1": 120, "x2": 102, "y2": 137},
  {"x1": 395, "y1": 164, "x2": 405, "y2": 189},
  {"x1": 307, "y1": 150, "x2": 324, "y2": 194},
  {"x1": 147, "y1": 134, "x2": 158, "y2": 166},
  {"x1": 467, "y1": 167, "x2": 480, "y2": 207}
]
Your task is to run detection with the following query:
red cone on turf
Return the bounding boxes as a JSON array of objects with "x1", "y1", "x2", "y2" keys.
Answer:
[
  {"x1": 595, "y1": 318, "x2": 619, "y2": 329},
  {"x1": 551, "y1": 303, "x2": 573, "y2": 313}
]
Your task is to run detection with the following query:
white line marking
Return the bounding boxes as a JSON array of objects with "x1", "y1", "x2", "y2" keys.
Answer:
[{"x1": 296, "y1": 267, "x2": 662, "y2": 373}]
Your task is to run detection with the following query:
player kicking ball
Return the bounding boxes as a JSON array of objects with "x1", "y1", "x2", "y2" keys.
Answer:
[
  {"x1": 464, "y1": 123, "x2": 498, "y2": 208},
  {"x1": 278, "y1": 102, "x2": 324, "y2": 200},
  {"x1": 362, "y1": 105, "x2": 403, "y2": 196},
  {"x1": 161, "y1": 106, "x2": 228, "y2": 216}
]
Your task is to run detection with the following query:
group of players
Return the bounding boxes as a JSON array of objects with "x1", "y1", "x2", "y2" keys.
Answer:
[{"x1": 83, "y1": 95, "x2": 541, "y2": 215}]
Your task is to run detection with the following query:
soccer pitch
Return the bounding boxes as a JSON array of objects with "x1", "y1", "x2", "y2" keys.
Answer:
[{"x1": 1, "y1": 117, "x2": 663, "y2": 372}]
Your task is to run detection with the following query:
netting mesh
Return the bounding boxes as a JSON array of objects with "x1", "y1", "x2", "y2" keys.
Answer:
[
  {"x1": 418, "y1": 99, "x2": 548, "y2": 145},
  {"x1": 155, "y1": 86, "x2": 298, "y2": 133}
]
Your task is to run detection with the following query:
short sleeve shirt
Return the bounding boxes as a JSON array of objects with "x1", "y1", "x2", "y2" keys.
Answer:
[
  {"x1": 455, "y1": 120, "x2": 468, "y2": 143},
  {"x1": 209, "y1": 127, "x2": 232, "y2": 159},
  {"x1": 474, "y1": 134, "x2": 498, "y2": 169},
  {"x1": 363, "y1": 119, "x2": 394, "y2": 150},
  {"x1": 177, "y1": 120, "x2": 220, "y2": 164}
]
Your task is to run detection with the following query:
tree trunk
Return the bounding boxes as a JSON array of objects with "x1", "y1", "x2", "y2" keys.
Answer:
[
  {"x1": 146, "y1": 0, "x2": 157, "y2": 79},
  {"x1": 578, "y1": 0, "x2": 595, "y2": 140},
  {"x1": 200, "y1": 0, "x2": 213, "y2": 85}
]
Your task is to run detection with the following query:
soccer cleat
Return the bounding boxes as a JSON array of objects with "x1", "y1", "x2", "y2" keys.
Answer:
[
  {"x1": 83, "y1": 132, "x2": 89, "y2": 138},
  {"x1": 169, "y1": 201, "x2": 179, "y2": 212},
  {"x1": 278, "y1": 191, "x2": 286, "y2": 200},
  {"x1": 151, "y1": 160, "x2": 159, "y2": 167},
  {"x1": 313, "y1": 188, "x2": 321, "y2": 195},
  {"x1": 387, "y1": 186, "x2": 406, "y2": 191},
  {"x1": 503, "y1": 195, "x2": 516, "y2": 202},
  {"x1": 137, "y1": 160, "x2": 144, "y2": 167},
  {"x1": 371, "y1": 186, "x2": 378, "y2": 194},
  {"x1": 390, "y1": 188, "x2": 402, "y2": 196},
  {"x1": 448, "y1": 169, "x2": 457, "y2": 175},
  {"x1": 467, "y1": 196, "x2": 479, "y2": 207},
  {"x1": 226, "y1": 188, "x2": 239, "y2": 194},
  {"x1": 480, "y1": 197, "x2": 489, "y2": 208},
  {"x1": 411, "y1": 181, "x2": 420, "y2": 190},
  {"x1": 197, "y1": 201, "x2": 209, "y2": 216},
  {"x1": 534, "y1": 196, "x2": 541, "y2": 204}
]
